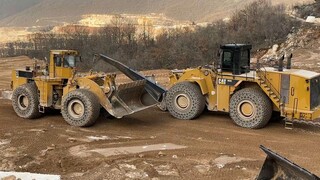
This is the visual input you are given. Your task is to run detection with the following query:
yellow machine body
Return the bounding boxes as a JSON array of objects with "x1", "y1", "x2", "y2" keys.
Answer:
[
  {"x1": 12, "y1": 50, "x2": 81, "y2": 109},
  {"x1": 169, "y1": 67, "x2": 320, "y2": 122},
  {"x1": 11, "y1": 50, "x2": 163, "y2": 127},
  {"x1": 166, "y1": 44, "x2": 320, "y2": 128},
  {"x1": 49, "y1": 50, "x2": 79, "y2": 79}
]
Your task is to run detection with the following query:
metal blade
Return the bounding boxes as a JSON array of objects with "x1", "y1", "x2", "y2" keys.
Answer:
[
  {"x1": 257, "y1": 145, "x2": 319, "y2": 180},
  {"x1": 110, "y1": 80, "x2": 158, "y2": 118},
  {"x1": 97, "y1": 54, "x2": 166, "y2": 101}
]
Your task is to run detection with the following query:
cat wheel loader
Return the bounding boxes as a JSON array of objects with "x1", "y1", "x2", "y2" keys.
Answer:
[
  {"x1": 165, "y1": 44, "x2": 320, "y2": 129},
  {"x1": 11, "y1": 50, "x2": 165, "y2": 127}
]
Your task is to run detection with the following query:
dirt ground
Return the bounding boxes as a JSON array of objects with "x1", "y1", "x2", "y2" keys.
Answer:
[{"x1": 1, "y1": 56, "x2": 320, "y2": 180}]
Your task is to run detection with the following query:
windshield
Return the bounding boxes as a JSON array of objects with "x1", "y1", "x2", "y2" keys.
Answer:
[
  {"x1": 241, "y1": 50, "x2": 249, "y2": 63},
  {"x1": 64, "y1": 55, "x2": 76, "y2": 67},
  {"x1": 222, "y1": 51, "x2": 232, "y2": 71},
  {"x1": 310, "y1": 76, "x2": 320, "y2": 109}
]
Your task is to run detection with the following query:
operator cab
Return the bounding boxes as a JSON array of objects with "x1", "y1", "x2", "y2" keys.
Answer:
[
  {"x1": 53, "y1": 52, "x2": 78, "y2": 68},
  {"x1": 49, "y1": 50, "x2": 80, "y2": 79},
  {"x1": 219, "y1": 44, "x2": 252, "y2": 75}
]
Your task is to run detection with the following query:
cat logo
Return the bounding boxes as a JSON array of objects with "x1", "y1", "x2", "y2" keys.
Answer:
[
  {"x1": 218, "y1": 78, "x2": 239, "y2": 86},
  {"x1": 218, "y1": 78, "x2": 227, "y2": 85}
]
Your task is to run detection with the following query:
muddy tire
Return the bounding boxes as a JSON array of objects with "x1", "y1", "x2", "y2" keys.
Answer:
[
  {"x1": 230, "y1": 88, "x2": 272, "y2": 129},
  {"x1": 61, "y1": 89, "x2": 100, "y2": 127},
  {"x1": 166, "y1": 82, "x2": 205, "y2": 120},
  {"x1": 12, "y1": 82, "x2": 41, "y2": 119}
]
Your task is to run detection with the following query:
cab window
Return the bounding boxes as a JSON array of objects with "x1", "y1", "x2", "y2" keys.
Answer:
[
  {"x1": 54, "y1": 55, "x2": 62, "y2": 66},
  {"x1": 222, "y1": 51, "x2": 233, "y2": 71},
  {"x1": 63, "y1": 55, "x2": 76, "y2": 67}
]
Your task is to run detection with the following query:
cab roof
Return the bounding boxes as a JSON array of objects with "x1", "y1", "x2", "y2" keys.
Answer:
[
  {"x1": 220, "y1": 44, "x2": 252, "y2": 50},
  {"x1": 50, "y1": 50, "x2": 79, "y2": 55}
]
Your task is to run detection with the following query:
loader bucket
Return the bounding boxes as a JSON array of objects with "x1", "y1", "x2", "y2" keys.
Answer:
[
  {"x1": 109, "y1": 80, "x2": 158, "y2": 118},
  {"x1": 257, "y1": 145, "x2": 319, "y2": 180},
  {"x1": 97, "y1": 54, "x2": 166, "y2": 102}
]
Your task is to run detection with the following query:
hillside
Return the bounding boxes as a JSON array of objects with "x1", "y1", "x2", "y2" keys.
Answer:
[
  {"x1": 0, "y1": 0, "x2": 42, "y2": 20},
  {"x1": 0, "y1": 0, "x2": 313, "y2": 27}
]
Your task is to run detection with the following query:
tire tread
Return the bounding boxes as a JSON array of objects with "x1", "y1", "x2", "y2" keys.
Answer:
[
  {"x1": 230, "y1": 88, "x2": 272, "y2": 129},
  {"x1": 166, "y1": 82, "x2": 205, "y2": 120},
  {"x1": 12, "y1": 82, "x2": 41, "y2": 119},
  {"x1": 61, "y1": 89, "x2": 100, "y2": 127}
]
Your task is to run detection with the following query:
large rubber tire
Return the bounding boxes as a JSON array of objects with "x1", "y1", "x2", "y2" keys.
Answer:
[
  {"x1": 12, "y1": 82, "x2": 41, "y2": 119},
  {"x1": 166, "y1": 82, "x2": 205, "y2": 120},
  {"x1": 230, "y1": 88, "x2": 272, "y2": 129},
  {"x1": 61, "y1": 89, "x2": 100, "y2": 127}
]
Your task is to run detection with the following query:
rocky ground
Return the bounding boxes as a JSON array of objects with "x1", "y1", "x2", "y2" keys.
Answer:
[
  {"x1": 1, "y1": 56, "x2": 320, "y2": 179},
  {"x1": 1, "y1": 98, "x2": 320, "y2": 180}
]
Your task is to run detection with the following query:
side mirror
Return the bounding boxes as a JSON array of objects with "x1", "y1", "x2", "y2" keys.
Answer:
[{"x1": 93, "y1": 54, "x2": 100, "y2": 63}]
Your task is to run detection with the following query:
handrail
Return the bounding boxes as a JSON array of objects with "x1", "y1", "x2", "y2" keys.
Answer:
[
  {"x1": 215, "y1": 64, "x2": 282, "y2": 109},
  {"x1": 216, "y1": 66, "x2": 256, "y2": 81},
  {"x1": 294, "y1": 98, "x2": 298, "y2": 114},
  {"x1": 256, "y1": 64, "x2": 281, "y2": 107}
]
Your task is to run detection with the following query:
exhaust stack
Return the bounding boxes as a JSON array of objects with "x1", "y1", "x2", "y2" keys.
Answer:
[
  {"x1": 287, "y1": 53, "x2": 293, "y2": 69},
  {"x1": 278, "y1": 55, "x2": 285, "y2": 72}
]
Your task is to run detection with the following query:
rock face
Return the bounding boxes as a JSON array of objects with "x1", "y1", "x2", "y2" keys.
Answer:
[
  {"x1": 0, "y1": 0, "x2": 311, "y2": 27},
  {"x1": 259, "y1": 25, "x2": 320, "y2": 70}
]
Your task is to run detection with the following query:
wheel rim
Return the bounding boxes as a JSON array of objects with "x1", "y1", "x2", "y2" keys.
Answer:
[
  {"x1": 68, "y1": 99, "x2": 85, "y2": 118},
  {"x1": 174, "y1": 93, "x2": 190, "y2": 110},
  {"x1": 237, "y1": 100, "x2": 256, "y2": 120},
  {"x1": 18, "y1": 94, "x2": 29, "y2": 110}
]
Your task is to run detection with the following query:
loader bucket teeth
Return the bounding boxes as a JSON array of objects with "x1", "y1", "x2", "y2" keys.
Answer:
[
  {"x1": 110, "y1": 80, "x2": 158, "y2": 118},
  {"x1": 257, "y1": 145, "x2": 319, "y2": 180}
]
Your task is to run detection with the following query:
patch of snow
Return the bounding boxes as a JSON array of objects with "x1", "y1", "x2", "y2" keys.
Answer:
[
  {"x1": 306, "y1": 16, "x2": 316, "y2": 23},
  {"x1": 89, "y1": 143, "x2": 186, "y2": 157},
  {"x1": 86, "y1": 135, "x2": 132, "y2": 142},
  {"x1": 0, "y1": 172, "x2": 60, "y2": 180},
  {"x1": 0, "y1": 139, "x2": 11, "y2": 146},
  {"x1": 86, "y1": 135, "x2": 111, "y2": 141},
  {"x1": 212, "y1": 155, "x2": 253, "y2": 169}
]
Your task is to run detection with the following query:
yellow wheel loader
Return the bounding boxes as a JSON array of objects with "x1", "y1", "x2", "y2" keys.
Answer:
[
  {"x1": 11, "y1": 50, "x2": 165, "y2": 127},
  {"x1": 165, "y1": 44, "x2": 320, "y2": 129}
]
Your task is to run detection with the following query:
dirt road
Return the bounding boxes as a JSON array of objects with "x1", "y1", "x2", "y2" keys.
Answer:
[
  {"x1": 1, "y1": 98, "x2": 320, "y2": 179},
  {"x1": 1, "y1": 56, "x2": 320, "y2": 179}
]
